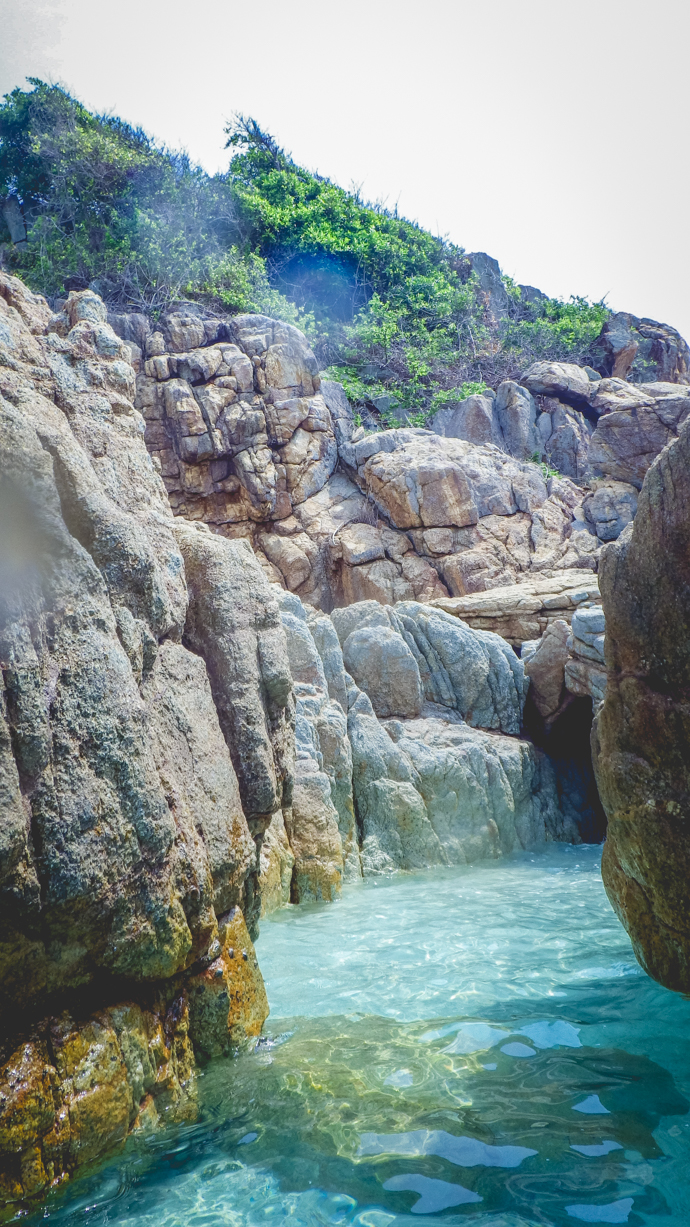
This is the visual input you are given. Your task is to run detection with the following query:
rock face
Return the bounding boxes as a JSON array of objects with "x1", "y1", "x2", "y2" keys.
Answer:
[
  {"x1": 588, "y1": 380, "x2": 690, "y2": 488},
  {"x1": 113, "y1": 299, "x2": 690, "y2": 615},
  {"x1": 431, "y1": 569, "x2": 600, "y2": 646},
  {"x1": 340, "y1": 430, "x2": 601, "y2": 594},
  {"x1": 597, "y1": 312, "x2": 690, "y2": 384},
  {"x1": 3, "y1": 267, "x2": 688, "y2": 1209},
  {"x1": 582, "y1": 480, "x2": 637, "y2": 542},
  {"x1": 522, "y1": 619, "x2": 571, "y2": 723},
  {"x1": 593, "y1": 415, "x2": 690, "y2": 991},
  {"x1": 0, "y1": 275, "x2": 277, "y2": 1202},
  {"x1": 565, "y1": 605, "x2": 607, "y2": 706},
  {"x1": 332, "y1": 600, "x2": 527, "y2": 735},
  {"x1": 0, "y1": 999, "x2": 197, "y2": 1204},
  {"x1": 521, "y1": 361, "x2": 596, "y2": 410},
  {"x1": 273, "y1": 591, "x2": 359, "y2": 900},
  {"x1": 430, "y1": 383, "x2": 540, "y2": 461}
]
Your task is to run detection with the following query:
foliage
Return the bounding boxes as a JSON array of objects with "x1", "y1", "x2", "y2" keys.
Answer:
[
  {"x1": 0, "y1": 83, "x2": 612, "y2": 415},
  {"x1": 529, "y1": 451, "x2": 561, "y2": 479},
  {"x1": 503, "y1": 295, "x2": 610, "y2": 366}
]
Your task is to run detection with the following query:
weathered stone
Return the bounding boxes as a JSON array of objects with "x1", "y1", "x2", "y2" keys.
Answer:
[
  {"x1": 583, "y1": 481, "x2": 638, "y2": 542},
  {"x1": 524, "y1": 619, "x2": 570, "y2": 721},
  {"x1": 596, "y1": 311, "x2": 690, "y2": 384},
  {"x1": 320, "y1": 379, "x2": 354, "y2": 448},
  {"x1": 260, "y1": 532, "x2": 312, "y2": 590},
  {"x1": 0, "y1": 275, "x2": 275, "y2": 1193},
  {"x1": 173, "y1": 523, "x2": 294, "y2": 845},
  {"x1": 338, "y1": 522, "x2": 386, "y2": 566},
  {"x1": 0, "y1": 391, "x2": 197, "y2": 1008},
  {"x1": 259, "y1": 810, "x2": 295, "y2": 914},
  {"x1": 565, "y1": 655, "x2": 607, "y2": 706},
  {"x1": 187, "y1": 906, "x2": 268, "y2": 1058},
  {"x1": 340, "y1": 430, "x2": 600, "y2": 597},
  {"x1": 348, "y1": 685, "x2": 576, "y2": 875},
  {"x1": 589, "y1": 381, "x2": 690, "y2": 488},
  {"x1": 286, "y1": 757, "x2": 344, "y2": 903},
  {"x1": 593, "y1": 415, "x2": 690, "y2": 991},
  {"x1": 275, "y1": 592, "x2": 357, "y2": 890},
  {"x1": 541, "y1": 399, "x2": 593, "y2": 482},
  {"x1": 521, "y1": 362, "x2": 594, "y2": 408},
  {"x1": 429, "y1": 394, "x2": 499, "y2": 447},
  {"x1": 431, "y1": 570, "x2": 600, "y2": 645},
  {"x1": 342, "y1": 626, "x2": 424, "y2": 719},
  {"x1": 596, "y1": 313, "x2": 640, "y2": 378},
  {"x1": 140, "y1": 640, "x2": 255, "y2": 927},
  {"x1": 0, "y1": 994, "x2": 196, "y2": 1207},
  {"x1": 458, "y1": 252, "x2": 511, "y2": 322},
  {"x1": 495, "y1": 381, "x2": 539, "y2": 459},
  {"x1": 334, "y1": 600, "x2": 527, "y2": 735}
]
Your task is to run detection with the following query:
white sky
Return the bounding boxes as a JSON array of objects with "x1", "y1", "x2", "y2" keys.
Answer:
[{"x1": 2, "y1": 0, "x2": 689, "y2": 339}]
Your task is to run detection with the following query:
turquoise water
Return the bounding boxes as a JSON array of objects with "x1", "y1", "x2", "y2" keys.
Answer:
[{"x1": 30, "y1": 845, "x2": 690, "y2": 1226}]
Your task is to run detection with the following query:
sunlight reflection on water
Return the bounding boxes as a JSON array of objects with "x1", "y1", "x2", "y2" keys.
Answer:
[{"x1": 30, "y1": 845, "x2": 690, "y2": 1226}]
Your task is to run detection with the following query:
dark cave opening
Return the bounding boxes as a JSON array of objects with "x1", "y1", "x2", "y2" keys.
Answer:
[{"x1": 523, "y1": 691, "x2": 607, "y2": 844}]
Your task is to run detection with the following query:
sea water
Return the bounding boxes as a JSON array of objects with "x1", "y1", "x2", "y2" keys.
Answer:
[{"x1": 29, "y1": 845, "x2": 690, "y2": 1226}]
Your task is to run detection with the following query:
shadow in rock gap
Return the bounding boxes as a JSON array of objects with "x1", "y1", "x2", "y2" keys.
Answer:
[{"x1": 523, "y1": 694, "x2": 607, "y2": 843}]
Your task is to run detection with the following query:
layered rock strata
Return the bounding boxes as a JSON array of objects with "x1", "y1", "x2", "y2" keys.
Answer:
[
  {"x1": 593, "y1": 415, "x2": 690, "y2": 991},
  {"x1": 431, "y1": 570, "x2": 600, "y2": 646},
  {"x1": 111, "y1": 307, "x2": 619, "y2": 610}
]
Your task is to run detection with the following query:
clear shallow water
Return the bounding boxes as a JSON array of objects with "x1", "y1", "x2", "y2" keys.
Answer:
[{"x1": 29, "y1": 845, "x2": 690, "y2": 1227}]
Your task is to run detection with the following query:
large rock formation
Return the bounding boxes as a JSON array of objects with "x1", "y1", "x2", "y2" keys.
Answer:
[
  {"x1": 593, "y1": 415, "x2": 690, "y2": 991},
  {"x1": 588, "y1": 380, "x2": 690, "y2": 488},
  {"x1": 109, "y1": 296, "x2": 690, "y2": 622},
  {"x1": 112, "y1": 305, "x2": 637, "y2": 611},
  {"x1": 0, "y1": 276, "x2": 279, "y2": 1202},
  {"x1": 597, "y1": 311, "x2": 690, "y2": 383},
  {"x1": 431, "y1": 569, "x2": 600, "y2": 646},
  {"x1": 2, "y1": 265, "x2": 688, "y2": 1211},
  {"x1": 339, "y1": 430, "x2": 601, "y2": 592},
  {"x1": 330, "y1": 598, "x2": 578, "y2": 874}
]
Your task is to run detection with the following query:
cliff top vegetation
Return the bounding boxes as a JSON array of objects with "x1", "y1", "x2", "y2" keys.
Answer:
[{"x1": 0, "y1": 80, "x2": 610, "y2": 422}]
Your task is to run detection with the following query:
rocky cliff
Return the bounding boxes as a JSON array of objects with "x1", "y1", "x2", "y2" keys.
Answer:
[
  {"x1": 593, "y1": 415, "x2": 690, "y2": 991},
  {"x1": 114, "y1": 302, "x2": 687, "y2": 613},
  {"x1": 1, "y1": 267, "x2": 688, "y2": 1212},
  {"x1": 0, "y1": 276, "x2": 278, "y2": 1205}
]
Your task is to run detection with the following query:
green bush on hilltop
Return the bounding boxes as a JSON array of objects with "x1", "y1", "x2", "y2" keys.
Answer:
[{"x1": 0, "y1": 81, "x2": 610, "y2": 423}]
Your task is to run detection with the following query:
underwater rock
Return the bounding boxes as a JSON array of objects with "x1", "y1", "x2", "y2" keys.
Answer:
[{"x1": 0, "y1": 994, "x2": 197, "y2": 1208}]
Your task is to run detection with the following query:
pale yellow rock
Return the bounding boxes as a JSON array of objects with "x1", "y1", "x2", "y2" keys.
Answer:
[
  {"x1": 286, "y1": 764, "x2": 344, "y2": 903},
  {"x1": 259, "y1": 810, "x2": 296, "y2": 915},
  {"x1": 187, "y1": 906, "x2": 269, "y2": 1058},
  {"x1": 431, "y1": 570, "x2": 600, "y2": 645}
]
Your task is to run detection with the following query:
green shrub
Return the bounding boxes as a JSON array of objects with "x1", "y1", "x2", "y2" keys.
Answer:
[
  {"x1": 0, "y1": 84, "x2": 611, "y2": 407},
  {"x1": 529, "y1": 451, "x2": 561, "y2": 479}
]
